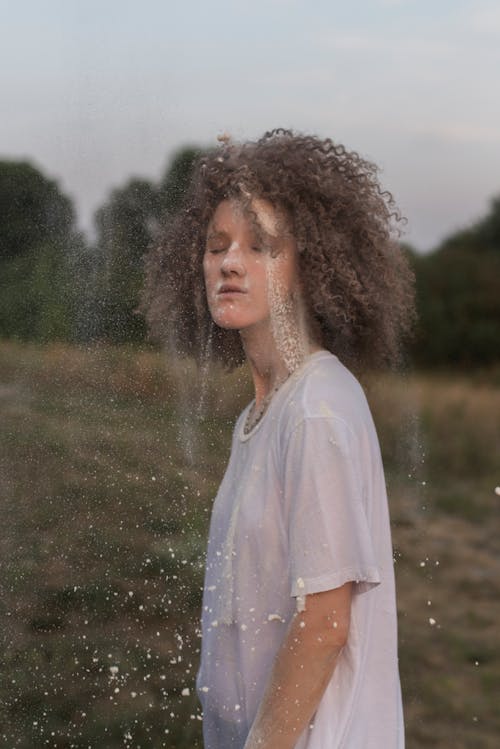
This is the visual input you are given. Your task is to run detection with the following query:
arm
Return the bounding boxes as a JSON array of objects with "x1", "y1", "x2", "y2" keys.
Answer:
[{"x1": 243, "y1": 581, "x2": 353, "y2": 749}]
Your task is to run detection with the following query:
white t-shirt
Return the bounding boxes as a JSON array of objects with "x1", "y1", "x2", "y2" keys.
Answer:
[{"x1": 196, "y1": 350, "x2": 404, "y2": 748}]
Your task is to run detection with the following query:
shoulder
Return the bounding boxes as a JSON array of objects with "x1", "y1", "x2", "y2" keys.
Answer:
[
  {"x1": 279, "y1": 351, "x2": 372, "y2": 435},
  {"x1": 275, "y1": 352, "x2": 382, "y2": 481}
]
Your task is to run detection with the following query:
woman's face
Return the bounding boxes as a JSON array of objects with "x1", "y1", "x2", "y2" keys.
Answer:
[{"x1": 203, "y1": 197, "x2": 300, "y2": 333}]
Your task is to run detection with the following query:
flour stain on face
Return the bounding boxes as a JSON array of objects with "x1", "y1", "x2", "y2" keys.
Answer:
[
  {"x1": 249, "y1": 198, "x2": 314, "y2": 375},
  {"x1": 251, "y1": 197, "x2": 281, "y2": 239}
]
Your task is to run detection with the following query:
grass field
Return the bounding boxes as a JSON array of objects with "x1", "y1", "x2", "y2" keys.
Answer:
[{"x1": 1, "y1": 340, "x2": 499, "y2": 748}]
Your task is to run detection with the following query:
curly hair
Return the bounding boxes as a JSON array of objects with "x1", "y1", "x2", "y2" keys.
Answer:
[{"x1": 137, "y1": 128, "x2": 415, "y2": 372}]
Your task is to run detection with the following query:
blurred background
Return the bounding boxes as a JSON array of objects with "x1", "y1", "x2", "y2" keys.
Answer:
[{"x1": 1, "y1": 1, "x2": 499, "y2": 747}]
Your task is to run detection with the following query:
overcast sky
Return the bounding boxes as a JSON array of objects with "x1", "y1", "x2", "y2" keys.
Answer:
[{"x1": 1, "y1": 0, "x2": 500, "y2": 252}]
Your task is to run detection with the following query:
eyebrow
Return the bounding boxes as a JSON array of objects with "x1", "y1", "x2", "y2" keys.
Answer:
[
  {"x1": 206, "y1": 229, "x2": 229, "y2": 244},
  {"x1": 207, "y1": 220, "x2": 269, "y2": 238}
]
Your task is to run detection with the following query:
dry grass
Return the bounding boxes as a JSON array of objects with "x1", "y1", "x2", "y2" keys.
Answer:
[{"x1": 0, "y1": 340, "x2": 499, "y2": 748}]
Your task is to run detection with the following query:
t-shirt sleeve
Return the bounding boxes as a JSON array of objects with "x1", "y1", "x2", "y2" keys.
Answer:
[{"x1": 282, "y1": 415, "x2": 381, "y2": 600}]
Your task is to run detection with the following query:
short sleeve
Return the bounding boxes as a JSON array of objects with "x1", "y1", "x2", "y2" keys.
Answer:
[{"x1": 282, "y1": 416, "x2": 381, "y2": 599}]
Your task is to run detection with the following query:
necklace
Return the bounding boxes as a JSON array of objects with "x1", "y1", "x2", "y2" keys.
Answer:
[{"x1": 243, "y1": 371, "x2": 291, "y2": 435}]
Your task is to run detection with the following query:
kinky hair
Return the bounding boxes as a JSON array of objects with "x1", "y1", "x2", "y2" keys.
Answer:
[{"x1": 137, "y1": 128, "x2": 415, "y2": 372}]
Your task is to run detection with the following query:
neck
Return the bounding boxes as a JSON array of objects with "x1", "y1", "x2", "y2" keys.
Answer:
[{"x1": 240, "y1": 320, "x2": 323, "y2": 408}]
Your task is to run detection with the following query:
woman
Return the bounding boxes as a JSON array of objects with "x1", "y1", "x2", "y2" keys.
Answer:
[{"x1": 139, "y1": 129, "x2": 415, "y2": 748}]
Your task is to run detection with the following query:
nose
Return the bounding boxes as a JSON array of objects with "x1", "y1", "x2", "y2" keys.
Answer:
[{"x1": 220, "y1": 244, "x2": 245, "y2": 276}]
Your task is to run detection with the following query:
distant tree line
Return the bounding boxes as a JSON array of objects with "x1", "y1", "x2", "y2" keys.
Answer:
[
  {"x1": 408, "y1": 202, "x2": 500, "y2": 368},
  {"x1": 0, "y1": 152, "x2": 499, "y2": 369}
]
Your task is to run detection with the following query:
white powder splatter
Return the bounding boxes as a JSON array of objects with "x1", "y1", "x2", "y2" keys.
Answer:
[
  {"x1": 251, "y1": 198, "x2": 281, "y2": 237},
  {"x1": 268, "y1": 613, "x2": 285, "y2": 622},
  {"x1": 266, "y1": 263, "x2": 309, "y2": 374}
]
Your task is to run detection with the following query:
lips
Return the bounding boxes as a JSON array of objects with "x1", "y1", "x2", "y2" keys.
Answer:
[{"x1": 217, "y1": 284, "x2": 247, "y2": 295}]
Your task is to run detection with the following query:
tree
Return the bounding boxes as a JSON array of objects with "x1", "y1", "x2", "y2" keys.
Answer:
[
  {"x1": 94, "y1": 146, "x2": 204, "y2": 343},
  {"x1": 0, "y1": 161, "x2": 74, "y2": 260},
  {"x1": 0, "y1": 160, "x2": 80, "y2": 341},
  {"x1": 411, "y1": 195, "x2": 500, "y2": 368},
  {"x1": 93, "y1": 178, "x2": 161, "y2": 342},
  {"x1": 158, "y1": 146, "x2": 204, "y2": 217}
]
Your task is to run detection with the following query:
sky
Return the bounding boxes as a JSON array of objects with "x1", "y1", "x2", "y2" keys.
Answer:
[{"x1": 1, "y1": 0, "x2": 500, "y2": 252}]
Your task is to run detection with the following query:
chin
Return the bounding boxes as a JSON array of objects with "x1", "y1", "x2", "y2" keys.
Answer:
[
  {"x1": 209, "y1": 308, "x2": 252, "y2": 330},
  {"x1": 209, "y1": 312, "x2": 243, "y2": 329}
]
